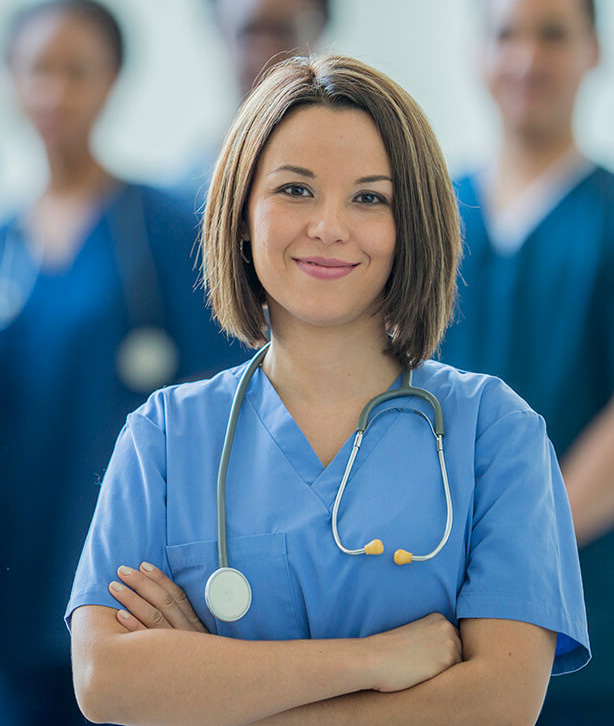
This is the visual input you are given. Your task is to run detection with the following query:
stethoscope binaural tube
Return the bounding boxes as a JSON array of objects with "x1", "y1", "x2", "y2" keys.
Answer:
[
  {"x1": 205, "y1": 343, "x2": 453, "y2": 622},
  {"x1": 205, "y1": 344, "x2": 270, "y2": 622},
  {"x1": 331, "y1": 368, "x2": 453, "y2": 564}
]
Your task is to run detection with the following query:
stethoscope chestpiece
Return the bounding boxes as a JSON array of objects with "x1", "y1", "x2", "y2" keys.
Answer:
[{"x1": 205, "y1": 567, "x2": 252, "y2": 622}]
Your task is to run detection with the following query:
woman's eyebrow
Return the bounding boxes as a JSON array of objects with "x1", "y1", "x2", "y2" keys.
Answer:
[
  {"x1": 267, "y1": 167, "x2": 392, "y2": 184},
  {"x1": 355, "y1": 175, "x2": 393, "y2": 184},
  {"x1": 269, "y1": 165, "x2": 315, "y2": 178}
]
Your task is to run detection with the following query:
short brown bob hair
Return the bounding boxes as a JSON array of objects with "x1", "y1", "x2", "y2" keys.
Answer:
[{"x1": 202, "y1": 53, "x2": 461, "y2": 366}]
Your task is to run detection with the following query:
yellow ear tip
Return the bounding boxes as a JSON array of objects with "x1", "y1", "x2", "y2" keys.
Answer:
[
  {"x1": 364, "y1": 539, "x2": 384, "y2": 555},
  {"x1": 394, "y1": 549, "x2": 413, "y2": 565}
]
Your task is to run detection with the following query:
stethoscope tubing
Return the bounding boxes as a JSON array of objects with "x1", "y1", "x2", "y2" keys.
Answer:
[
  {"x1": 216, "y1": 343, "x2": 270, "y2": 568},
  {"x1": 332, "y1": 370, "x2": 452, "y2": 560},
  {"x1": 209, "y1": 342, "x2": 453, "y2": 621}
]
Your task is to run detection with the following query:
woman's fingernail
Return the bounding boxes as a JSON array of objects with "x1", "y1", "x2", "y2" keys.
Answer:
[
  {"x1": 110, "y1": 581, "x2": 124, "y2": 592},
  {"x1": 141, "y1": 562, "x2": 154, "y2": 572},
  {"x1": 118, "y1": 566, "x2": 133, "y2": 575},
  {"x1": 118, "y1": 609, "x2": 131, "y2": 620}
]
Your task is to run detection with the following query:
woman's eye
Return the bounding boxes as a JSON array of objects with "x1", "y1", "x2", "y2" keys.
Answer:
[
  {"x1": 355, "y1": 192, "x2": 387, "y2": 205},
  {"x1": 280, "y1": 184, "x2": 311, "y2": 198}
]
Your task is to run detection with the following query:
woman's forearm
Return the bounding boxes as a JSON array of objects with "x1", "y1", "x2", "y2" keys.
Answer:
[
  {"x1": 72, "y1": 607, "x2": 459, "y2": 726},
  {"x1": 255, "y1": 663, "x2": 536, "y2": 726},
  {"x1": 254, "y1": 619, "x2": 556, "y2": 726},
  {"x1": 75, "y1": 616, "x2": 367, "y2": 726}
]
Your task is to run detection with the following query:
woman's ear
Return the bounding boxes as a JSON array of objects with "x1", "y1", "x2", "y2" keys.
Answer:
[{"x1": 239, "y1": 216, "x2": 250, "y2": 242}]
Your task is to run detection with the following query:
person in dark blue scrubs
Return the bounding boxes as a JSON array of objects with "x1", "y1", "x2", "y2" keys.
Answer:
[
  {"x1": 440, "y1": 1, "x2": 614, "y2": 722},
  {"x1": 0, "y1": 2, "x2": 245, "y2": 723}
]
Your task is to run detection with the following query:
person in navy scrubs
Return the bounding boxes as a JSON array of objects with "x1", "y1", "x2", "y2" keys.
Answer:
[
  {"x1": 0, "y1": 2, "x2": 243, "y2": 723},
  {"x1": 439, "y1": 1, "x2": 614, "y2": 722},
  {"x1": 67, "y1": 54, "x2": 588, "y2": 726}
]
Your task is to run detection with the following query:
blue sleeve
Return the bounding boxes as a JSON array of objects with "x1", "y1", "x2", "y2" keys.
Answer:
[
  {"x1": 64, "y1": 393, "x2": 168, "y2": 628},
  {"x1": 456, "y1": 407, "x2": 590, "y2": 675}
]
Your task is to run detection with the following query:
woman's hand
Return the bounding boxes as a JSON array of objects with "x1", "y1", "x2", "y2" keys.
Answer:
[
  {"x1": 365, "y1": 613, "x2": 462, "y2": 692},
  {"x1": 109, "y1": 562, "x2": 208, "y2": 634},
  {"x1": 108, "y1": 565, "x2": 459, "y2": 692}
]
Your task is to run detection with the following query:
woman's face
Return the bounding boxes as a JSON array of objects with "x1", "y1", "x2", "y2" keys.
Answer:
[
  {"x1": 8, "y1": 10, "x2": 118, "y2": 151},
  {"x1": 246, "y1": 105, "x2": 396, "y2": 336}
]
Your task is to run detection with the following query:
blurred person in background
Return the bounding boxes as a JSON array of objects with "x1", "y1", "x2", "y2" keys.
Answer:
[
  {"x1": 0, "y1": 1, "x2": 244, "y2": 722},
  {"x1": 440, "y1": 0, "x2": 614, "y2": 722},
  {"x1": 211, "y1": 0, "x2": 330, "y2": 99},
  {"x1": 177, "y1": 0, "x2": 330, "y2": 202}
]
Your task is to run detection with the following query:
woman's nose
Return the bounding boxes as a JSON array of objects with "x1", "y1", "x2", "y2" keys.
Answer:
[{"x1": 306, "y1": 201, "x2": 351, "y2": 245}]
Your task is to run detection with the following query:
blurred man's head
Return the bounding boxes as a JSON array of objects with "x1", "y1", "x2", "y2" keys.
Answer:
[
  {"x1": 481, "y1": 0, "x2": 598, "y2": 142},
  {"x1": 211, "y1": 0, "x2": 329, "y2": 96}
]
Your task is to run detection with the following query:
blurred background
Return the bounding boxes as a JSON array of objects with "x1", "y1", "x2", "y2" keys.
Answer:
[
  {"x1": 2, "y1": 0, "x2": 614, "y2": 218},
  {"x1": 1, "y1": 1, "x2": 613, "y2": 724}
]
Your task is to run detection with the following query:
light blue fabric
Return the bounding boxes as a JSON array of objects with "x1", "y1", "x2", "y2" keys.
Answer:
[{"x1": 67, "y1": 358, "x2": 589, "y2": 676}]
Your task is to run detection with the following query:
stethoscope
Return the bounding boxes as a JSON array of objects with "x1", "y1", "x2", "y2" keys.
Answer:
[
  {"x1": 0, "y1": 185, "x2": 179, "y2": 393},
  {"x1": 108, "y1": 184, "x2": 179, "y2": 393},
  {"x1": 205, "y1": 343, "x2": 454, "y2": 623}
]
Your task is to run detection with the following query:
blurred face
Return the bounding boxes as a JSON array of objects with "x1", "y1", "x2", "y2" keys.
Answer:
[
  {"x1": 482, "y1": 0, "x2": 598, "y2": 138},
  {"x1": 8, "y1": 10, "x2": 118, "y2": 151},
  {"x1": 246, "y1": 105, "x2": 396, "y2": 336},
  {"x1": 216, "y1": 0, "x2": 326, "y2": 95}
]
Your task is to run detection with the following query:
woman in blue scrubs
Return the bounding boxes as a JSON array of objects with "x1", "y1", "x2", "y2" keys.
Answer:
[{"x1": 67, "y1": 54, "x2": 589, "y2": 725}]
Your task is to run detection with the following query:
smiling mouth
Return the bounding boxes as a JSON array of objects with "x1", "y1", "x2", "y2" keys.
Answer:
[
  {"x1": 294, "y1": 257, "x2": 359, "y2": 268},
  {"x1": 293, "y1": 256, "x2": 359, "y2": 280}
]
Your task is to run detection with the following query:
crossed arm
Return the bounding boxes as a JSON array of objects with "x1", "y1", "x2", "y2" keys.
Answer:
[{"x1": 71, "y1": 563, "x2": 556, "y2": 726}]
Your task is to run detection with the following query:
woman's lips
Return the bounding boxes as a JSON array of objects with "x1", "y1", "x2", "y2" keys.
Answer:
[{"x1": 293, "y1": 256, "x2": 359, "y2": 280}]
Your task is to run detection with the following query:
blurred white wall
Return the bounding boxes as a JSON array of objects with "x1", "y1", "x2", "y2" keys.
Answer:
[{"x1": 1, "y1": 0, "x2": 613, "y2": 217}]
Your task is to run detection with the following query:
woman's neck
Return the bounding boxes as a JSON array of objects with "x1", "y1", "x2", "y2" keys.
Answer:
[
  {"x1": 260, "y1": 315, "x2": 403, "y2": 468},
  {"x1": 25, "y1": 146, "x2": 116, "y2": 269},
  {"x1": 262, "y1": 317, "x2": 403, "y2": 410},
  {"x1": 45, "y1": 143, "x2": 110, "y2": 196}
]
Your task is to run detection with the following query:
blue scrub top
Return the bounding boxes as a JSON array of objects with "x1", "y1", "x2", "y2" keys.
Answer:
[
  {"x1": 67, "y1": 359, "x2": 590, "y2": 676},
  {"x1": 441, "y1": 167, "x2": 614, "y2": 459}
]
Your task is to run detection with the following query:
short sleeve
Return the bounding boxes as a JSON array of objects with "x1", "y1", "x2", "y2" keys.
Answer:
[
  {"x1": 456, "y1": 408, "x2": 590, "y2": 675},
  {"x1": 65, "y1": 397, "x2": 168, "y2": 628}
]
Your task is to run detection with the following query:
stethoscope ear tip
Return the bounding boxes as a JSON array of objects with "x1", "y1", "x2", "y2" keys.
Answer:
[
  {"x1": 364, "y1": 539, "x2": 384, "y2": 555},
  {"x1": 393, "y1": 549, "x2": 413, "y2": 565}
]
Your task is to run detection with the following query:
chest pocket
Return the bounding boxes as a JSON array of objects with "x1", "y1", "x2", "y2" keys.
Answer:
[{"x1": 166, "y1": 532, "x2": 306, "y2": 639}]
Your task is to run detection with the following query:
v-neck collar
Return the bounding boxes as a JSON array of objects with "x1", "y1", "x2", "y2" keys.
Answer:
[
  {"x1": 243, "y1": 366, "x2": 426, "y2": 509},
  {"x1": 4, "y1": 181, "x2": 130, "y2": 280},
  {"x1": 474, "y1": 154, "x2": 596, "y2": 256}
]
